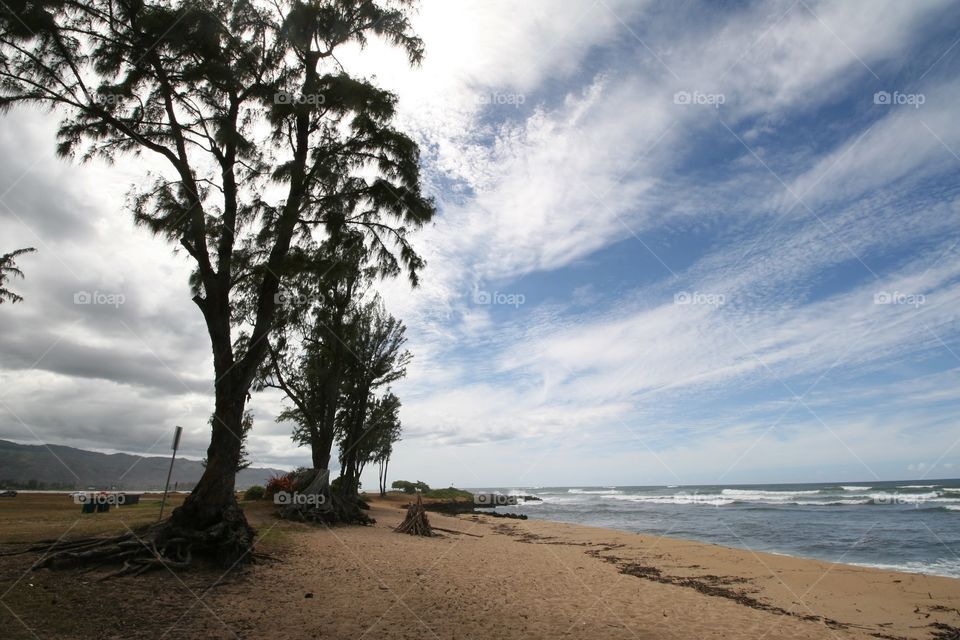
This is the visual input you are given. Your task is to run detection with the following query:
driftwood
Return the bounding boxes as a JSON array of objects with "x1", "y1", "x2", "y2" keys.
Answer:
[
  {"x1": 431, "y1": 526, "x2": 482, "y2": 538},
  {"x1": 394, "y1": 493, "x2": 433, "y2": 536}
]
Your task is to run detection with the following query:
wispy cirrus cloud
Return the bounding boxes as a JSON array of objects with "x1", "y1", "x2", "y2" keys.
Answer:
[{"x1": 1, "y1": 1, "x2": 959, "y2": 486}]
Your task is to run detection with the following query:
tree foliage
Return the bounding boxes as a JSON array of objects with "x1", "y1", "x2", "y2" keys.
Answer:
[
  {"x1": 265, "y1": 293, "x2": 408, "y2": 520},
  {"x1": 334, "y1": 298, "x2": 408, "y2": 500},
  {"x1": 0, "y1": 0, "x2": 432, "y2": 565},
  {"x1": 0, "y1": 247, "x2": 36, "y2": 304},
  {"x1": 391, "y1": 479, "x2": 429, "y2": 494}
]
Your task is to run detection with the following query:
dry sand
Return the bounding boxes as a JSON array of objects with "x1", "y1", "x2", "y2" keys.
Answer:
[
  {"x1": 2, "y1": 493, "x2": 958, "y2": 638},
  {"x1": 191, "y1": 496, "x2": 960, "y2": 640}
]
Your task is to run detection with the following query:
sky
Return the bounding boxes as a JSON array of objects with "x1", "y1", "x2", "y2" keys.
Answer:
[{"x1": 1, "y1": 0, "x2": 960, "y2": 489}]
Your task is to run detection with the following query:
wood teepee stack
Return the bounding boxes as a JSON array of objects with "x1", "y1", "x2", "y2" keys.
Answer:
[{"x1": 394, "y1": 492, "x2": 433, "y2": 536}]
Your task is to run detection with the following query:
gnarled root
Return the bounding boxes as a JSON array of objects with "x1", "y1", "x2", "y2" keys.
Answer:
[
  {"x1": 273, "y1": 468, "x2": 374, "y2": 526},
  {"x1": 3, "y1": 507, "x2": 255, "y2": 577},
  {"x1": 277, "y1": 493, "x2": 374, "y2": 525}
]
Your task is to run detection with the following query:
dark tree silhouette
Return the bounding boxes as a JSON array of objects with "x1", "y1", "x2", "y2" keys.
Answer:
[
  {"x1": 335, "y1": 299, "x2": 409, "y2": 510},
  {"x1": 366, "y1": 392, "x2": 402, "y2": 497},
  {"x1": 202, "y1": 410, "x2": 254, "y2": 472},
  {"x1": 264, "y1": 290, "x2": 408, "y2": 522},
  {"x1": 0, "y1": 247, "x2": 36, "y2": 304},
  {"x1": 259, "y1": 231, "x2": 369, "y2": 473},
  {"x1": 0, "y1": 0, "x2": 433, "y2": 569}
]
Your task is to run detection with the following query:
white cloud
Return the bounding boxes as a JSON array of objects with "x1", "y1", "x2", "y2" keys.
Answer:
[{"x1": 2, "y1": 1, "x2": 960, "y2": 487}]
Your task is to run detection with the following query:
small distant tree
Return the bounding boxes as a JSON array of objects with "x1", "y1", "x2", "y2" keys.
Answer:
[
  {"x1": 0, "y1": 248, "x2": 36, "y2": 304},
  {"x1": 391, "y1": 479, "x2": 429, "y2": 494},
  {"x1": 242, "y1": 485, "x2": 265, "y2": 501},
  {"x1": 391, "y1": 480, "x2": 415, "y2": 494},
  {"x1": 376, "y1": 422, "x2": 400, "y2": 497}
]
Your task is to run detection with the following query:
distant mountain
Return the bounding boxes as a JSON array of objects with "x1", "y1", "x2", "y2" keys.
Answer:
[{"x1": 0, "y1": 439, "x2": 286, "y2": 490}]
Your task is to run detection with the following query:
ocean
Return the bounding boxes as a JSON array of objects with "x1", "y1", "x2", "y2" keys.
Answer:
[{"x1": 476, "y1": 480, "x2": 960, "y2": 579}]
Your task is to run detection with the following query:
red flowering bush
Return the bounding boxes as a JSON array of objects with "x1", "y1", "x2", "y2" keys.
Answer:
[{"x1": 265, "y1": 473, "x2": 295, "y2": 498}]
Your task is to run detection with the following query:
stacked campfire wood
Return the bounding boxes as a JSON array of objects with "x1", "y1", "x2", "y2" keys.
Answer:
[{"x1": 394, "y1": 493, "x2": 433, "y2": 536}]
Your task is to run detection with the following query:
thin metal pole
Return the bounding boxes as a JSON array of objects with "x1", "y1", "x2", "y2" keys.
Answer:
[{"x1": 159, "y1": 426, "x2": 182, "y2": 522}]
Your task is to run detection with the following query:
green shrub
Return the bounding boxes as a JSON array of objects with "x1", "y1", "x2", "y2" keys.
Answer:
[
  {"x1": 243, "y1": 485, "x2": 265, "y2": 501},
  {"x1": 329, "y1": 476, "x2": 363, "y2": 493},
  {"x1": 424, "y1": 487, "x2": 473, "y2": 500},
  {"x1": 391, "y1": 480, "x2": 415, "y2": 493}
]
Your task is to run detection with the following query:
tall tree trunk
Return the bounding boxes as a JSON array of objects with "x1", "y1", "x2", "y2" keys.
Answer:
[
  {"x1": 172, "y1": 389, "x2": 240, "y2": 518},
  {"x1": 168, "y1": 300, "x2": 254, "y2": 558},
  {"x1": 311, "y1": 413, "x2": 336, "y2": 471},
  {"x1": 378, "y1": 457, "x2": 389, "y2": 497},
  {"x1": 171, "y1": 376, "x2": 248, "y2": 522}
]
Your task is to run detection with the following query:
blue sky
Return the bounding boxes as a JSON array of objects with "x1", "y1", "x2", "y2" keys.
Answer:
[{"x1": 1, "y1": 0, "x2": 959, "y2": 488}]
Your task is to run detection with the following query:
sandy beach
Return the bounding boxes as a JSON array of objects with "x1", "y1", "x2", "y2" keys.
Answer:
[
  {"x1": 197, "y1": 496, "x2": 960, "y2": 639},
  {"x1": 2, "y1": 493, "x2": 960, "y2": 639},
  {"x1": 3, "y1": 2, "x2": 960, "y2": 638}
]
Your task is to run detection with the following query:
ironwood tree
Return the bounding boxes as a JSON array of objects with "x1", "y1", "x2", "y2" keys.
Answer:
[
  {"x1": 0, "y1": 247, "x2": 36, "y2": 304},
  {"x1": 258, "y1": 230, "x2": 368, "y2": 473},
  {"x1": 202, "y1": 409, "x2": 254, "y2": 472},
  {"x1": 264, "y1": 289, "x2": 407, "y2": 522},
  {"x1": 367, "y1": 391, "x2": 401, "y2": 497},
  {"x1": 334, "y1": 299, "x2": 408, "y2": 508},
  {"x1": 0, "y1": 0, "x2": 433, "y2": 569}
]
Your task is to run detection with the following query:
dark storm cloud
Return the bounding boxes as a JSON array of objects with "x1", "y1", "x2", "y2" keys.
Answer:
[
  {"x1": 0, "y1": 120, "x2": 97, "y2": 243},
  {"x1": 0, "y1": 273, "x2": 211, "y2": 395},
  {"x1": 1, "y1": 330, "x2": 210, "y2": 395},
  {"x1": 0, "y1": 382, "x2": 213, "y2": 460},
  {"x1": 0, "y1": 109, "x2": 224, "y2": 458}
]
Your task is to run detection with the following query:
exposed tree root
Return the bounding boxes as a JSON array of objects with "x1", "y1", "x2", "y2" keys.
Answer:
[
  {"x1": 2, "y1": 507, "x2": 255, "y2": 577},
  {"x1": 278, "y1": 493, "x2": 375, "y2": 525},
  {"x1": 273, "y1": 468, "x2": 374, "y2": 526}
]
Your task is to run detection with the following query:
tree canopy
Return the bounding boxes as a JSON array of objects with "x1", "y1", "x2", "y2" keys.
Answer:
[
  {"x1": 0, "y1": 0, "x2": 433, "y2": 567},
  {"x1": 0, "y1": 247, "x2": 36, "y2": 304}
]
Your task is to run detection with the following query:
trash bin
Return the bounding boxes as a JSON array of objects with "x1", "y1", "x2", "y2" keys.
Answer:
[
  {"x1": 96, "y1": 502, "x2": 110, "y2": 513},
  {"x1": 81, "y1": 502, "x2": 95, "y2": 514}
]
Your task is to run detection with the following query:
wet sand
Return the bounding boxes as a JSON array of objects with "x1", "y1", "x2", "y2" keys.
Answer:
[{"x1": 201, "y1": 495, "x2": 960, "y2": 639}]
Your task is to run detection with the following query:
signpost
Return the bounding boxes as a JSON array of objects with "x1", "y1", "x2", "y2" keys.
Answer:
[{"x1": 158, "y1": 425, "x2": 182, "y2": 522}]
